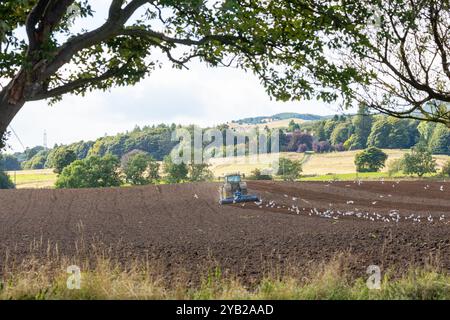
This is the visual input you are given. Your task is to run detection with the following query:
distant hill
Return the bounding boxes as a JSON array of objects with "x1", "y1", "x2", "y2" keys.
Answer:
[{"x1": 232, "y1": 113, "x2": 328, "y2": 125}]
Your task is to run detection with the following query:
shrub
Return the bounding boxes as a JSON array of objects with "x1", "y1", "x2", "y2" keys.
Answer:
[
  {"x1": 21, "y1": 150, "x2": 48, "y2": 170},
  {"x1": 330, "y1": 122, "x2": 351, "y2": 145},
  {"x1": 188, "y1": 163, "x2": 214, "y2": 182},
  {"x1": 0, "y1": 171, "x2": 14, "y2": 189},
  {"x1": 0, "y1": 154, "x2": 21, "y2": 171},
  {"x1": 53, "y1": 148, "x2": 77, "y2": 174},
  {"x1": 355, "y1": 147, "x2": 388, "y2": 172},
  {"x1": 333, "y1": 143, "x2": 345, "y2": 152},
  {"x1": 441, "y1": 160, "x2": 450, "y2": 177},
  {"x1": 313, "y1": 141, "x2": 331, "y2": 153},
  {"x1": 55, "y1": 155, "x2": 121, "y2": 189},
  {"x1": 286, "y1": 132, "x2": 313, "y2": 152},
  {"x1": 402, "y1": 147, "x2": 437, "y2": 177},
  {"x1": 277, "y1": 158, "x2": 302, "y2": 181},
  {"x1": 296, "y1": 144, "x2": 308, "y2": 153},
  {"x1": 248, "y1": 168, "x2": 273, "y2": 180},
  {"x1": 387, "y1": 159, "x2": 403, "y2": 177},
  {"x1": 120, "y1": 149, "x2": 147, "y2": 169},
  {"x1": 123, "y1": 153, "x2": 160, "y2": 185},
  {"x1": 163, "y1": 156, "x2": 188, "y2": 183}
]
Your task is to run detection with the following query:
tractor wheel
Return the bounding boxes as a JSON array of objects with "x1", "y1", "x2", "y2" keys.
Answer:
[
  {"x1": 239, "y1": 181, "x2": 248, "y2": 195},
  {"x1": 223, "y1": 183, "x2": 232, "y2": 198}
]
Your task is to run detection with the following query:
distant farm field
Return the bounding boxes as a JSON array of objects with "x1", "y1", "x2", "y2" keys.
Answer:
[
  {"x1": 209, "y1": 149, "x2": 450, "y2": 177},
  {"x1": 6, "y1": 169, "x2": 57, "y2": 189},
  {"x1": 228, "y1": 117, "x2": 306, "y2": 130},
  {"x1": 6, "y1": 149, "x2": 450, "y2": 189}
]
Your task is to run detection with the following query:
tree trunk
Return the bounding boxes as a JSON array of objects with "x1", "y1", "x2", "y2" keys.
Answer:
[{"x1": 0, "y1": 90, "x2": 26, "y2": 149}]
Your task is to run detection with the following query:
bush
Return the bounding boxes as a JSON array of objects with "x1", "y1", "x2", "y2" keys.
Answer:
[
  {"x1": 0, "y1": 171, "x2": 14, "y2": 189},
  {"x1": 402, "y1": 147, "x2": 437, "y2": 177},
  {"x1": 248, "y1": 168, "x2": 273, "y2": 180},
  {"x1": 0, "y1": 154, "x2": 21, "y2": 171},
  {"x1": 21, "y1": 150, "x2": 48, "y2": 170},
  {"x1": 330, "y1": 122, "x2": 351, "y2": 145},
  {"x1": 387, "y1": 159, "x2": 403, "y2": 177},
  {"x1": 333, "y1": 143, "x2": 345, "y2": 152},
  {"x1": 313, "y1": 141, "x2": 331, "y2": 153},
  {"x1": 343, "y1": 135, "x2": 355, "y2": 150},
  {"x1": 286, "y1": 132, "x2": 313, "y2": 152},
  {"x1": 55, "y1": 155, "x2": 121, "y2": 189},
  {"x1": 188, "y1": 162, "x2": 214, "y2": 182},
  {"x1": 24, "y1": 146, "x2": 45, "y2": 161},
  {"x1": 297, "y1": 144, "x2": 308, "y2": 153},
  {"x1": 287, "y1": 120, "x2": 300, "y2": 132},
  {"x1": 163, "y1": 156, "x2": 188, "y2": 183},
  {"x1": 53, "y1": 148, "x2": 77, "y2": 174},
  {"x1": 441, "y1": 160, "x2": 450, "y2": 177},
  {"x1": 429, "y1": 124, "x2": 450, "y2": 155},
  {"x1": 277, "y1": 158, "x2": 302, "y2": 181},
  {"x1": 355, "y1": 147, "x2": 388, "y2": 172},
  {"x1": 123, "y1": 152, "x2": 160, "y2": 185},
  {"x1": 120, "y1": 149, "x2": 147, "y2": 169}
]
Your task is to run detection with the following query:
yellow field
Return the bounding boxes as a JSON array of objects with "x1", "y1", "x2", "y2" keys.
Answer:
[
  {"x1": 208, "y1": 152, "x2": 307, "y2": 177},
  {"x1": 6, "y1": 169, "x2": 57, "y2": 189},
  {"x1": 228, "y1": 118, "x2": 306, "y2": 130},
  {"x1": 208, "y1": 149, "x2": 450, "y2": 177},
  {"x1": 302, "y1": 149, "x2": 406, "y2": 175}
]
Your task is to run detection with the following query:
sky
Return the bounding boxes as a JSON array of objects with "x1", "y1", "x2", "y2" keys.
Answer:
[{"x1": 5, "y1": 2, "x2": 343, "y2": 153}]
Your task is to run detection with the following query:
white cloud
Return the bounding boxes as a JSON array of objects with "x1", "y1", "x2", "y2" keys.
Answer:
[{"x1": 6, "y1": 62, "x2": 339, "y2": 153}]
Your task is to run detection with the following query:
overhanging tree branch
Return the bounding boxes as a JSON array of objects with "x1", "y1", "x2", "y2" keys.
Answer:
[
  {"x1": 40, "y1": 0, "x2": 151, "y2": 81},
  {"x1": 25, "y1": 0, "x2": 50, "y2": 52},
  {"x1": 30, "y1": 62, "x2": 133, "y2": 101},
  {"x1": 430, "y1": 4, "x2": 450, "y2": 80},
  {"x1": 118, "y1": 28, "x2": 249, "y2": 48}
]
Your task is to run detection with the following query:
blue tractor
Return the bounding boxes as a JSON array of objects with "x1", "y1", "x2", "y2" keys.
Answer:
[{"x1": 219, "y1": 173, "x2": 260, "y2": 205}]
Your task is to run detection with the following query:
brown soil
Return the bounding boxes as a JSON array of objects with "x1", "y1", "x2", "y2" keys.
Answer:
[{"x1": 0, "y1": 181, "x2": 449, "y2": 281}]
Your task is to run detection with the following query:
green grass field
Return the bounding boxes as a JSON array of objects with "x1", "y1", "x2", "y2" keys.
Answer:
[{"x1": 299, "y1": 172, "x2": 402, "y2": 181}]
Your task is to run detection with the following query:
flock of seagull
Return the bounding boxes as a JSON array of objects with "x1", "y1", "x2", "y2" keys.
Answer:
[
  {"x1": 246, "y1": 180, "x2": 450, "y2": 225},
  {"x1": 254, "y1": 200, "x2": 448, "y2": 225}
]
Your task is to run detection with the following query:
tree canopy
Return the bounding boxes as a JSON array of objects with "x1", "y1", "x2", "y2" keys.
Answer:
[
  {"x1": 0, "y1": 0, "x2": 448, "y2": 149},
  {"x1": 0, "y1": 153, "x2": 14, "y2": 188},
  {"x1": 354, "y1": 147, "x2": 388, "y2": 172},
  {"x1": 0, "y1": 0, "x2": 360, "y2": 147},
  {"x1": 0, "y1": 171, "x2": 14, "y2": 189},
  {"x1": 402, "y1": 146, "x2": 437, "y2": 177},
  {"x1": 349, "y1": 104, "x2": 373, "y2": 150},
  {"x1": 123, "y1": 152, "x2": 160, "y2": 185},
  {"x1": 277, "y1": 157, "x2": 302, "y2": 181},
  {"x1": 163, "y1": 155, "x2": 188, "y2": 183},
  {"x1": 52, "y1": 147, "x2": 76, "y2": 173},
  {"x1": 55, "y1": 154, "x2": 121, "y2": 188}
]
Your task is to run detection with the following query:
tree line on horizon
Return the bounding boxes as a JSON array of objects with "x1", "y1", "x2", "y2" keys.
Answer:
[
  {"x1": 282, "y1": 105, "x2": 450, "y2": 155},
  {"x1": 1, "y1": 107, "x2": 450, "y2": 173}
]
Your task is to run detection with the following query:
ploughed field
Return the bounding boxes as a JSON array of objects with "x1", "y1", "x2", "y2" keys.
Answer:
[{"x1": 0, "y1": 181, "x2": 449, "y2": 280}]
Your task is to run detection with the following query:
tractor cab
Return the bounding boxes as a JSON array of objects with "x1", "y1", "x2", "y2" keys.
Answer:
[{"x1": 225, "y1": 174, "x2": 242, "y2": 184}]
